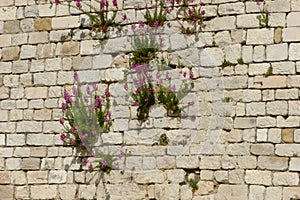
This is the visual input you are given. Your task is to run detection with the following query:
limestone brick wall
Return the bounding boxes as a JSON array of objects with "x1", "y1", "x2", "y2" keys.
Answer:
[{"x1": 0, "y1": 0, "x2": 300, "y2": 199}]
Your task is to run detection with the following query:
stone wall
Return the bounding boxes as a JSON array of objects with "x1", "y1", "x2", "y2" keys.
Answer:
[{"x1": 0, "y1": 0, "x2": 300, "y2": 199}]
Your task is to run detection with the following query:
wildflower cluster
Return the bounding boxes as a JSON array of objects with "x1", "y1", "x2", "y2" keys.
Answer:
[
  {"x1": 55, "y1": 0, "x2": 126, "y2": 38},
  {"x1": 256, "y1": 1, "x2": 270, "y2": 28},
  {"x1": 60, "y1": 72, "x2": 123, "y2": 173}
]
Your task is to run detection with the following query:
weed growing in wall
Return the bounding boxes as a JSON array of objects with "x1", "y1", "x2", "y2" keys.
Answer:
[
  {"x1": 60, "y1": 72, "x2": 124, "y2": 174},
  {"x1": 257, "y1": 1, "x2": 270, "y2": 28}
]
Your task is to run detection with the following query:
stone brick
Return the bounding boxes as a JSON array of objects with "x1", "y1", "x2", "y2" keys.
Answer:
[
  {"x1": 242, "y1": 90, "x2": 261, "y2": 102},
  {"x1": 272, "y1": 62, "x2": 296, "y2": 75},
  {"x1": 20, "y1": 45, "x2": 36, "y2": 59},
  {"x1": 0, "y1": 7, "x2": 17, "y2": 20},
  {"x1": 277, "y1": 116, "x2": 300, "y2": 127},
  {"x1": 274, "y1": 28, "x2": 282, "y2": 43},
  {"x1": 34, "y1": 72, "x2": 57, "y2": 86},
  {"x1": 276, "y1": 89, "x2": 298, "y2": 100},
  {"x1": 257, "y1": 116, "x2": 276, "y2": 128},
  {"x1": 216, "y1": 185, "x2": 248, "y2": 199},
  {"x1": 224, "y1": 44, "x2": 241, "y2": 63},
  {"x1": 265, "y1": 187, "x2": 282, "y2": 200},
  {"x1": 16, "y1": 121, "x2": 42, "y2": 133},
  {"x1": 203, "y1": 16, "x2": 236, "y2": 31},
  {"x1": 0, "y1": 171, "x2": 10, "y2": 184},
  {"x1": 276, "y1": 144, "x2": 300, "y2": 156},
  {"x1": 22, "y1": 158, "x2": 40, "y2": 170},
  {"x1": 93, "y1": 54, "x2": 113, "y2": 69},
  {"x1": 234, "y1": 117, "x2": 256, "y2": 128},
  {"x1": 247, "y1": 29, "x2": 274, "y2": 45},
  {"x1": 283, "y1": 27, "x2": 300, "y2": 42},
  {"x1": 268, "y1": 128, "x2": 282, "y2": 143},
  {"x1": 49, "y1": 170, "x2": 67, "y2": 184},
  {"x1": 200, "y1": 48, "x2": 224, "y2": 67},
  {"x1": 6, "y1": 158, "x2": 22, "y2": 170},
  {"x1": 0, "y1": 186, "x2": 13, "y2": 199},
  {"x1": 242, "y1": 45, "x2": 253, "y2": 63},
  {"x1": 0, "y1": 122, "x2": 15, "y2": 133},
  {"x1": 29, "y1": 32, "x2": 49, "y2": 44},
  {"x1": 223, "y1": 76, "x2": 248, "y2": 89},
  {"x1": 135, "y1": 170, "x2": 165, "y2": 184},
  {"x1": 100, "y1": 68, "x2": 125, "y2": 82},
  {"x1": 273, "y1": 172, "x2": 299, "y2": 186},
  {"x1": 78, "y1": 185, "x2": 97, "y2": 199},
  {"x1": 12, "y1": 60, "x2": 29, "y2": 74},
  {"x1": 269, "y1": 13, "x2": 286, "y2": 27},
  {"x1": 249, "y1": 185, "x2": 265, "y2": 200},
  {"x1": 25, "y1": 87, "x2": 47, "y2": 99},
  {"x1": 245, "y1": 170, "x2": 272, "y2": 186},
  {"x1": 59, "y1": 41, "x2": 79, "y2": 56},
  {"x1": 34, "y1": 109, "x2": 52, "y2": 120},
  {"x1": 289, "y1": 43, "x2": 300, "y2": 61},
  {"x1": 27, "y1": 171, "x2": 48, "y2": 184},
  {"x1": 59, "y1": 185, "x2": 77, "y2": 200},
  {"x1": 38, "y1": 4, "x2": 56, "y2": 17},
  {"x1": 237, "y1": 14, "x2": 260, "y2": 28},
  {"x1": 287, "y1": 12, "x2": 300, "y2": 27},
  {"x1": 31, "y1": 185, "x2": 58, "y2": 199},
  {"x1": 45, "y1": 58, "x2": 62, "y2": 71},
  {"x1": 283, "y1": 187, "x2": 300, "y2": 200},
  {"x1": 7, "y1": 134, "x2": 25, "y2": 146},
  {"x1": 251, "y1": 144, "x2": 274, "y2": 155},
  {"x1": 2, "y1": 46, "x2": 20, "y2": 61},
  {"x1": 77, "y1": 70, "x2": 101, "y2": 83},
  {"x1": 218, "y1": 2, "x2": 244, "y2": 15},
  {"x1": 24, "y1": 5, "x2": 38, "y2": 18},
  {"x1": 289, "y1": 158, "x2": 300, "y2": 171},
  {"x1": 15, "y1": 186, "x2": 30, "y2": 199},
  {"x1": 266, "y1": 101, "x2": 288, "y2": 115},
  {"x1": 266, "y1": 43, "x2": 288, "y2": 61},
  {"x1": 52, "y1": 16, "x2": 80, "y2": 29},
  {"x1": 27, "y1": 134, "x2": 54, "y2": 146},
  {"x1": 37, "y1": 43, "x2": 56, "y2": 58},
  {"x1": 166, "y1": 169, "x2": 185, "y2": 183},
  {"x1": 227, "y1": 143, "x2": 250, "y2": 155},
  {"x1": 228, "y1": 169, "x2": 244, "y2": 184},
  {"x1": 258, "y1": 156, "x2": 288, "y2": 170},
  {"x1": 282, "y1": 128, "x2": 294, "y2": 143},
  {"x1": 246, "y1": 102, "x2": 265, "y2": 116},
  {"x1": 287, "y1": 75, "x2": 300, "y2": 87},
  {"x1": 177, "y1": 156, "x2": 200, "y2": 169},
  {"x1": 4, "y1": 20, "x2": 20, "y2": 34},
  {"x1": 35, "y1": 18, "x2": 52, "y2": 31}
]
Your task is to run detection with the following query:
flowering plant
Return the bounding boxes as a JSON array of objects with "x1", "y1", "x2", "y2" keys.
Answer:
[
  {"x1": 176, "y1": 0, "x2": 206, "y2": 34},
  {"x1": 55, "y1": 0, "x2": 126, "y2": 39},
  {"x1": 256, "y1": 1, "x2": 270, "y2": 28},
  {"x1": 129, "y1": 23, "x2": 162, "y2": 65},
  {"x1": 143, "y1": 0, "x2": 168, "y2": 27},
  {"x1": 60, "y1": 72, "x2": 119, "y2": 173}
]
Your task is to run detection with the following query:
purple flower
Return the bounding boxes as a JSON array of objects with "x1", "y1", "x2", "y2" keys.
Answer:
[
  {"x1": 153, "y1": 21, "x2": 159, "y2": 29},
  {"x1": 59, "y1": 118, "x2": 64, "y2": 125},
  {"x1": 193, "y1": 17, "x2": 199, "y2": 22},
  {"x1": 105, "y1": 88, "x2": 110, "y2": 97},
  {"x1": 133, "y1": 102, "x2": 139, "y2": 106},
  {"x1": 121, "y1": 143, "x2": 126, "y2": 147},
  {"x1": 183, "y1": 72, "x2": 187, "y2": 78},
  {"x1": 112, "y1": 0, "x2": 118, "y2": 7},
  {"x1": 60, "y1": 134, "x2": 66, "y2": 142},
  {"x1": 124, "y1": 82, "x2": 128, "y2": 90},
  {"x1": 88, "y1": 164, "x2": 93, "y2": 171},
  {"x1": 70, "y1": 138, "x2": 75, "y2": 145},
  {"x1": 138, "y1": 21, "x2": 145, "y2": 27},
  {"x1": 63, "y1": 90, "x2": 72, "y2": 104},
  {"x1": 136, "y1": 87, "x2": 141, "y2": 94},
  {"x1": 156, "y1": 72, "x2": 161, "y2": 79},
  {"x1": 75, "y1": 0, "x2": 82, "y2": 7},
  {"x1": 131, "y1": 24, "x2": 137, "y2": 32},
  {"x1": 122, "y1": 14, "x2": 127, "y2": 21},
  {"x1": 189, "y1": 101, "x2": 195, "y2": 106},
  {"x1": 165, "y1": 72, "x2": 170, "y2": 80},
  {"x1": 201, "y1": 10, "x2": 206, "y2": 15},
  {"x1": 92, "y1": 131, "x2": 97, "y2": 136},
  {"x1": 200, "y1": 2, "x2": 205, "y2": 6},
  {"x1": 190, "y1": 72, "x2": 194, "y2": 79},
  {"x1": 82, "y1": 158, "x2": 89, "y2": 165},
  {"x1": 61, "y1": 103, "x2": 67, "y2": 111},
  {"x1": 104, "y1": 117, "x2": 109, "y2": 123},
  {"x1": 118, "y1": 151, "x2": 125, "y2": 159},
  {"x1": 107, "y1": 111, "x2": 112, "y2": 117},
  {"x1": 101, "y1": 160, "x2": 107, "y2": 169},
  {"x1": 93, "y1": 84, "x2": 98, "y2": 91},
  {"x1": 55, "y1": 0, "x2": 61, "y2": 5},
  {"x1": 84, "y1": 96, "x2": 89, "y2": 103},
  {"x1": 91, "y1": 152, "x2": 95, "y2": 157},
  {"x1": 72, "y1": 86, "x2": 78, "y2": 96},
  {"x1": 144, "y1": 98, "x2": 148, "y2": 102},
  {"x1": 72, "y1": 126, "x2": 78, "y2": 134},
  {"x1": 188, "y1": 9, "x2": 193, "y2": 15},
  {"x1": 86, "y1": 86, "x2": 91, "y2": 95},
  {"x1": 164, "y1": 7, "x2": 170, "y2": 14},
  {"x1": 100, "y1": 0, "x2": 108, "y2": 8},
  {"x1": 256, "y1": 1, "x2": 261, "y2": 6}
]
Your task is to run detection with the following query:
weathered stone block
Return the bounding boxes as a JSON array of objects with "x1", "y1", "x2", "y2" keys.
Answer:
[
  {"x1": 245, "y1": 170, "x2": 272, "y2": 185},
  {"x1": 258, "y1": 156, "x2": 288, "y2": 170},
  {"x1": 247, "y1": 29, "x2": 274, "y2": 45},
  {"x1": 273, "y1": 172, "x2": 299, "y2": 186},
  {"x1": 31, "y1": 185, "x2": 57, "y2": 199}
]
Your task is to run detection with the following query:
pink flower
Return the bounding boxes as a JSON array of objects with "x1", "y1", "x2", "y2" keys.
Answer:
[
  {"x1": 118, "y1": 151, "x2": 125, "y2": 159},
  {"x1": 256, "y1": 1, "x2": 261, "y2": 6},
  {"x1": 124, "y1": 82, "x2": 128, "y2": 90},
  {"x1": 86, "y1": 86, "x2": 91, "y2": 95},
  {"x1": 144, "y1": 98, "x2": 148, "y2": 102},
  {"x1": 55, "y1": 0, "x2": 61, "y2": 5},
  {"x1": 122, "y1": 14, "x2": 127, "y2": 21},
  {"x1": 165, "y1": 72, "x2": 170, "y2": 80},
  {"x1": 133, "y1": 102, "x2": 139, "y2": 106},
  {"x1": 201, "y1": 10, "x2": 206, "y2": 15},
  {"x1": 112, "y1": 0, "x2": 117, "y2": 7},
  {"x1": 60, "y1": 134, "x2": 66, "y2": 142},
  {"x1": 105, "y1": 88, "x2": 110, "y2": 97},
  {"x1": 61, "y1": 103, "x2": 67, "y2": 111},
  {"x1": 88, "y1": 164, "x2": 93, "y2": 171},
  {"x1": 70, "y1": 138, "x2": 75, "y2": 145},
  {"x1": 93, "y1": 84, "x2": 98, "y2": 91},
  {"x1": 92, "y1": 131, "x2": 97, "y2": 136},
  {"x1": 164, "y1": 7, "x2": 170, "y2": 14},
  {"x1": 101, "y1": 160, "x2": 107, "y2": 169},
  {"x1": 63, "y1": 90, "x2": 72, "y2": 104},
  {"x1": 104, "y1": 117, "x2": 109, "y2": 123},
  {"x1": 183, "y1": 72, "x2": 187, "y2": 78},
  {"x1": 107, "y1": 111, "x2": 112, "y2": 117},
  {"x1": 72, "y1": 86, "x2": 78, "y2": 96},
  {"x1": 190, "y1": 115, "x2": 196, "y2": 121},
  {"x1": 200, "y1": 2, "x2": 205, "y2": 6},
  {"x1": 139, "y1": 20, "x2": 145, "y2": 27},
  {"x1": 75, "y1": 0, "x2": 82, "y2": 6},
  {"x1": 121, "y1": 143, "x2": 126, "y2": 147},
  {"x1": 153, "y1": 21, "x2": 159, "y2": 29},
  {"x1": 189, "y1": 0, "x2": 194, "y2": 3},
  {"x1": 193, "y1": 17, "x2": 199, "y2": 22},
  {"x1": 189, "y1": 101, "x2": 195, "y2": 106},
  {"x1": 188, "y1": 9, "x2": 193, "y2": 15},
  {"x1": 136, "y1": 87, "x2": 141, "y2": 94},
  {"x1": 84, "y1": 96, "x2": 89, "y2": 103},
  {"x1": 72, "y1": 126, "x2": 78, "y2": 134},
  {"x1": 59, "y1": 118, "x2": 64, "y2": 125},
  {"x1": 131, "y1": 24, "x2": 137, "y2": 32},
  {"x1": 82, "y1": 158, "x2": 89, "y2": 165},
  {"x1": 190, "y1": 72, "x2": 194, "y2": 79}
]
